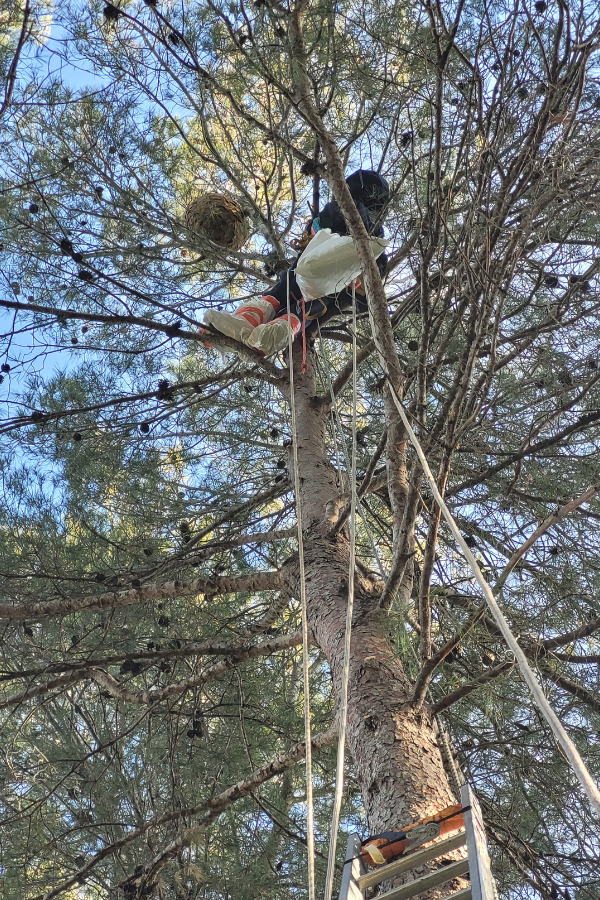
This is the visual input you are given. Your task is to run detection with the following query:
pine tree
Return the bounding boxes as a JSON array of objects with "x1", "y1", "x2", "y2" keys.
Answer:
[{"x1": 1, "y1": 2, "x2": 600, "y2": 899}]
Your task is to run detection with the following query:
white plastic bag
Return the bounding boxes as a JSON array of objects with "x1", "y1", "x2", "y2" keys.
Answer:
[{"x1": 294, "y1": 228, "x2": 389, "y2": 301}]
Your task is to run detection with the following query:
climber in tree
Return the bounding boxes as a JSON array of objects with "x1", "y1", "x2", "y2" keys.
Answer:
[{"x1": 203, "y1": 169, "x2": 390, "y2": 356}]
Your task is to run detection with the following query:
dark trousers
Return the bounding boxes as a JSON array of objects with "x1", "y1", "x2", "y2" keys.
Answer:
[{"x1": 267, "y1": 259, "x2": 382, "y2": 333}]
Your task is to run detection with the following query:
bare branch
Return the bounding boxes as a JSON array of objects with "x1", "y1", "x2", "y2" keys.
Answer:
[
  {"x1": 137, "y1": 726, "x2": 338, "y2": 893},
  {"x1": 0, "y1": 570, "x2": 284, "y2": 620},
  {"x1": 542, "y1": 669, "x2": 600, "y2": 717}
]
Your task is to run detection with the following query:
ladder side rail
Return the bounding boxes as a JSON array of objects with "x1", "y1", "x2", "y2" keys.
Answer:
[
  {"x1": 338, "y1": 833, "x2": 365, "y2": 900},
  {"x1": 460, "y1": 785, "x2": 497, "y2": 900}
]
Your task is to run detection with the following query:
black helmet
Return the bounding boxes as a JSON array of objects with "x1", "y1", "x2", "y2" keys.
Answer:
[
  {"x1": 345, "y1": 169, "x2": 390, "y2": 213},
  {"x1": 312, "y1": 169, "x2": 389, "y2": 238}
]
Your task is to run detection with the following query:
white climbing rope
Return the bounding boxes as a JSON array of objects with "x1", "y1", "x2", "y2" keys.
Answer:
[
  {"x1": 386, "y1": 379, "x2": 600, "y2": 817},
  {"x1": 323, "y1": 285, "x2": 359, "y2": 900},
  {"x1": 287, "y1": 274, "x2": 316, "y2": 900},
  {"x1": 317, "y1": 318, "x2": 467, "y2": 800},
  {"x1": 316, "y1": 322, "x2": 386, "y2": 578}
]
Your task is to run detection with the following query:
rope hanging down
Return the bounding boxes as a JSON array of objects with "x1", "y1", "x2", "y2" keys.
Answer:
[
  {"x1": 287, "y1": 273, "x2": 316, "y2": 900},
  {"x1": 316, "y1": 321, "x2": 386, "y2": 579},
  {"x1": 323, "y1": 285, "x2": 359, "y2": 900},
  {"x1": 318, "y1": 318, "x2": 467, "y2": 799},
  {"x1": 385, "y1": 377, "x2": 600, "y2": 818}
]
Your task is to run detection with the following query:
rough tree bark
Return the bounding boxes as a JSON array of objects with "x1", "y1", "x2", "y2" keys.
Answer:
[{"x1": 287, "y1": 343, "x2": 467, "y2": 890}]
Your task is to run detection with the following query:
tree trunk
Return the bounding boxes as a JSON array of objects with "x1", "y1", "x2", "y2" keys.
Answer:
[{"x1": 289, "y1": 344, "x2": 461, "y2": 842}]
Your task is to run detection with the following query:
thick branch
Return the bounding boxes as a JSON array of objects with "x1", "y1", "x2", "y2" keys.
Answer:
[{"x1": 0, "y1": 570, "x2": 284, "y2": 620}]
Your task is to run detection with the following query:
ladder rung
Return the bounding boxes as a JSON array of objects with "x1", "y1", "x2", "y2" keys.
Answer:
[
  {"x1": 357, "y1": 831, "x2": 467, "y2": 890},
  {"x1": 371, "y1": 856, "x2": 469, "y2": 900},
  {"x1": 441, "y1": 888, "x2": 472, "y2": 900}
]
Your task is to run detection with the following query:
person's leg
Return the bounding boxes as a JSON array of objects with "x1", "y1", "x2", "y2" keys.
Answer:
[
  {"x1": 203, "y1": 294, "x2": 280, "y2": 343},
  {"x1": 245, "y1": 270, "x2": 303, "y2": 355},
  {"x1": 245, "y1": 311, "x2": 302, "y2": 355}
]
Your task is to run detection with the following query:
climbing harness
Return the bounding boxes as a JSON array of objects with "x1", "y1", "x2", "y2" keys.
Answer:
[{"x1": 287, "y1": 272, "x2": 316, "y2": 900}]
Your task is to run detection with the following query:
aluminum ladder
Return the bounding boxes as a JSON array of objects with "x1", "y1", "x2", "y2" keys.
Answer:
[{"x1": 339, "y1": 785, "x2": 497, "y2": 900}]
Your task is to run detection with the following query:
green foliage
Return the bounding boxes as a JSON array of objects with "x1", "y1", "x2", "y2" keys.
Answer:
[{"x1": 2, "y1": 1, "x2": 600, "y2": 899}]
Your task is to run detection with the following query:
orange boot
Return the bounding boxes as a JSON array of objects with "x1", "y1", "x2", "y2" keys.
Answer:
[{"x1": 203, "y1": 295, "x2": 280, "y2": 343}]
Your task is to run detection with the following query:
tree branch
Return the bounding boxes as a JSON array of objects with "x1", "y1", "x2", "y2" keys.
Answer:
[
  {"x1": 450, "y1": 411, "x2": 600, "y2": 496},
  {"x1": 0, "y1": 298, "x2": 283, "y2": 381},
  {"x1": 541, "y1": 617, "x2": 600, "y2": 651},
  {"x1": 431, "y1": 660, "x2": 514, "y2": 715},
  {"x1": 0, "y1": 0, "x2": 31, "y2": 123},
  {"x1": 89, "y1": 632, "x2": 303, "y2": 705},
  {"x1": 541, "y1": 669, "x2": 600, "y2": 717},
  {"x1": 495, "y1": 481, "x2": 600, "y2": 591},
  {"x1": 0, "y1": 571, "x2": 285, "y2": 620},
  {"x1": 412, "y1": 603, "x2": 487, "y2": 708},
  {"x1": 34, "y1": 725, "x2": 338, "y2": 900},
  {"x1": 137, "y1": 726, "x2": 338, "y2": 893}
]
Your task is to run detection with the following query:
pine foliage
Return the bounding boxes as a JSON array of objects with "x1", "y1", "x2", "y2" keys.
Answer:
[{"x1": 1, "y1": 1, "x2": 600, "y2": 899}]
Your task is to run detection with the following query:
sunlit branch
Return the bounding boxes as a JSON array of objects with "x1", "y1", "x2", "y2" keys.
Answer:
[{"x1": 0, "y1": 570, "x2": 285, "y2": 620}]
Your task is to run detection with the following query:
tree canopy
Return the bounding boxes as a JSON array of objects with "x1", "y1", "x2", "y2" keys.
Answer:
[{"x1": 1, "y1": 1, "x2": 600, "y2": 899}]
